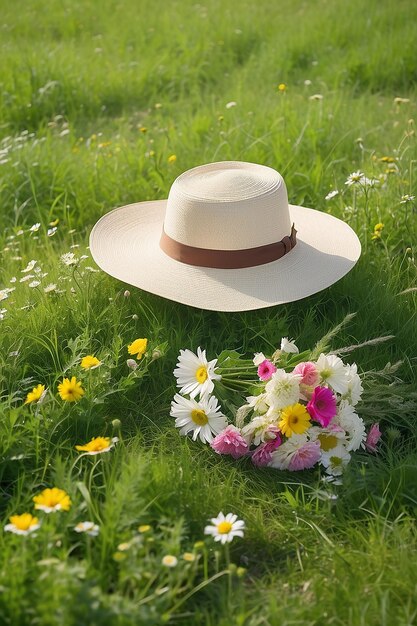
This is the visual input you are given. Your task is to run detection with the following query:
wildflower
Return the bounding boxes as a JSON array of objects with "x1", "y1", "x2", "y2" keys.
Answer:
[
  {"x1": 60, "y1": 252, "x2": 78, "y2": 266},
  {"x1": 28, "y1": 280, "x2": 40, "y2": 288},
  {"x1": 47, "y1": 227, "x2": 58, "y2": 237},
  {"x1": 170, "y1": 393, "x2": 227, "y2": 444},
  {"x1": 371, "y1": 222, "x2": 384, "y2": 240},
  {"x1": 365, "y1": 423, "x2": 382, "y2": 453},
  {"x1": 29, "y1": 223, "x2": 41, "y2": 233},
  {"x1": 316, "y1": 353, "x2": 349, "y2": 394},
  {"x1": 253, "y1": 352, "x2": 266, "y2": 366},
  {"x1": 242, "y1": 414, "x2": 280, "y2": 446},
  {"x1": 257, "y1": 359, "x2": 277, "y2": 381},
  {"x1": 33, "y1": 487, "x2": 71, "y2": 513},
  {"x1": 342, "y1": 363, "x2": 363, "y2": 406},
  {"x1": 325, "y1": 190, "x2": 339, "y2": 201},
  {"x1": 379, "y1": 156, "x2": 396, "y2": 163},
  {"x1": 80, "y1": 355, "x2": 101, "y2": 369},
  {"x1": 117, "y1": 542, "x2": 131, "y2": 551},
  {"x1": 74, "y1": 521, "x2": 100, "y2": 536},
  {"x1": 400, "y1": 194, "x2": 415, "y2": 203},
  {"x1": 128, "y1": 338, "x2": 148, "y2": 360},
  {"x1": 334, "y1": 401, "x2": 366, "y2": 451},
  {"x1": 280, "y1": 337, "x2": 299, "y2": 354},
  {"x1": 225, "y1": 101, "x2": 237, "y2": 109},
  {"x1": 4, "y1": 513, "x2": 41, "y2": 535},
  {"x1": 174, "y1": 347, "x2": 221, "y2": 399},
  {"x1": 0, "y1": 309, "x2": 7, "y2": 320},
  {"x1": 306, "y1": 386, "x2": 337, "y2": 427},
  {"x1": 162, "y1": 555, "x2": 178, "y2": 567},
  {"x1": 265, "y1": 369, "x2": 301, "y2": 410},
  {"x1": 24, "y1": 383, "x2": 46, "y2": 405},
  {"x1": 126, "y1": 358, "x2": 138, "y2": 370},
  {"x1": 167, "y1": 154, "x2": 177, "y2": 164},
  {"x1": 278, "y1": 83, "x2": 287, "y2": 92},
  {"x1": 138, "y1": 525, "x2": 151, "y2": 533},
  {"x1": 251, "y1": 436, "x2": 282, "y2": 467},
  {"x1": 320, "y1": 444, "x2": 351, "y2": 476},
  {"x1": 44, "y1": 283, "x2": 58, "y2": 293},
  {"x1": 344, "y1": 171, "x2": 365, "y2": 186},
  {"x1": 309, "y1": 93, "x2": 323, "y2": 100},
  {"x1": 304, "y1": 79, "x2": 312, "y2": 86},
  {"x1": 138, "y1": 126, "x2": 147, "y2": 133},
  {"x1": 49, "y1": 218, "x2": 59, "y2": 227},
  {"x1": 75, "y1": 436, "x2": 118, "y2": 455},
  {"x1": 0, "y1": 288, "x2": 15, "y2": 301},
  {"x1": 123, "y1": 290, "x2": 130, "y2": 297},
  {"x1": 394, "y1": 97, "x2": 410, "y2": 105},
  {"x1": 278, "y1": 403, "x2": 311, "y2": 437},
  {"x1": 183, "y1": 552, "x2": 196, "y2": 562},
  {"x1": 21, "y1": 260, "x2": 37, "y2": 273},
  {"x1": 204, "y1": 512, "x2": 245, "y2": 544},
  {"x1": 211, "y1": 425, "x2": 249, "y2": 459},
  {"x1": 58, "y1": 376, "x2": 85, "y2": 402}
]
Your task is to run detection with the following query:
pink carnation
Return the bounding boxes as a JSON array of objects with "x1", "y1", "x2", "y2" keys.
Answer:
[
  {"x1": 306, "y1": 386, "x2": 337, "y2": 427},
  {"x1": 293, "y1": 362, "x2": 319, "y2": 387},
  {"x1": 257, "y1": 359, "x2": 277, "y2": 381},
  {"x1": 251, "y1": 435, "x2": 282, "y2": 467},
  {"x1": 365, "y1": 423, "x2": 381, "y2": 453},
  {"x1": 211, "y1": 425, "x2": 249, "y2": 459},
  {"x1": 287, "y1": 440, "x2": 321, "y2": 471}
]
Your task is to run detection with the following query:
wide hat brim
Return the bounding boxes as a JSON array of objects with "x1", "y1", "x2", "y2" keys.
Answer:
[{"x1": 89, "y1": 200, "x2": 361, "y2": 312}]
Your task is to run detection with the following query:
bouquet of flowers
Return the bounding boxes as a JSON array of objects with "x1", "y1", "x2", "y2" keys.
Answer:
[{"x1": 170, "y1": 324, "x2": 383, "y2": 478}]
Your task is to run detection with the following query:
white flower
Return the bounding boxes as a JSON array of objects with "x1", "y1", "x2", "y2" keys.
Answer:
[
  {"x1": 74, "y1": 521, "x2": 100, "y2": 536},
  {"x1": 204, "y1": 512, "x2": 245, "y2": 544},
  {"x1": 316, "y1": 353, "x2": 349, "y2": 394},
  {"x1": 0, "y1": 288, "x2": 15, "y2": 301},
  {"x1": 320, "y1": 443, "x2": 351, "y2": 476},
  {"x1": 29, "y1": 223, "x2": 41, "y2": 233},
  {"x1": 360, "y1": 176, "x2": 379, "y2": 187},
  {"x1": 334, "y1": 401, "x2": 366, "y2": 451},
  {"x1": 308, "y1": 425, "x2": 347, "y2": 451},
  {"x1": 265, "y1": 369, "x2": 301, "y2": 409},
  {"x1": 269, "y1": 434, "x2": 308, "y2": 470},
  {"x1": 225, "y1": 101, "x2": 237, "y2": 109},
  {"x1": 280, "y1": 337, "x2": 299, "y2": 354},
  {"x1": 246, "y1": 393, "x2": 269, "y2": 415},
  {"x1": 47, "y1": 227, "x2": 57, "y2": 237},
  {"x1": 28, "y1": 281, "x2": 41, "y2": 288},
  {"x1": 309, "y1": 93, "x2": 323, "y2": 100},
  {"x1": 170, "y1": 393, "x2": 227, "y2": 444},
  {"x1": 345, "y1": 171, "x2": 365, "y2": 186},
  {"x1": 162, "y1": 555, "x2": 178, "y2": 567},
  {"x1": 60, "y1": 252, "x2": 78, "y2": 266},
  {"x1": 325, "y1": 190, "x2": 339, "y2": 201},
  {"x1": 342, "y1": 363, "x2": 363, "y2": 406},
  {"x1": 253, "y1": 352, "x2": 266, "y2": 366},
  {"x1": 10, "y1": 277, "x2": 16, "y2": 283},
  {"x1": 173, "y1": 347, "x2": 221, "y2": 399},
  {"x1": 400, "y1": 194, "x2": 415, "y2": 203},
  {"x1": 241, "y1": 413, "x2": 279, "y2": 446},
  {"x1": 0, "y1": 309, "x2": 7, "y2": 320},
  {"x1": 21, "y1": 259, "x2": 37, "y2": 273},
  {"x1": 20, "y1": 274, "x2": 34, "y2": 283},
  {"x1": 44, "y1": 283, "x2": 58, "y2": 293}
]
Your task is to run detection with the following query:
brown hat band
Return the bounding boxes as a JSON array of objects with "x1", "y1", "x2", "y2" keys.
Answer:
[{"x1": 160, "y1": 224, "x2": 297, "y2": 269}]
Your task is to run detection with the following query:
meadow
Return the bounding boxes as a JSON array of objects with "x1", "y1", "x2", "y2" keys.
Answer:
[{"x1": 0, "y1": 0, "x2": 417, "y2": 623}]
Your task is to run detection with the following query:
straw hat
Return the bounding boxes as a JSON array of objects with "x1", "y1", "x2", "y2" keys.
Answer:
[{"x1": 89, "y1": 161, "x2": 361, "y2": 311}]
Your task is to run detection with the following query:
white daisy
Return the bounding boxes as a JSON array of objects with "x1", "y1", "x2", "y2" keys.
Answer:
[
  {"x1": 74, "y1": 521, "x2": 100, "y2": 537},
  {"x1": 47, "y1": 227, "x2": 57, "y2": 237},
  {"x1": 204, "y1": 512, "x2": 245, "y2": 544},
  {"x1": 342, "y1": 363, "x2": 363, "y2": 406},
  {"x1": 316, "y1": 353, "x2": 349, "y2": 394},
  {"x1": 280, "y1": 337, "x2": 299, "y2": 354},
  {"x1": 345, "y1": 171, "x2": 365, "y2": 186},
  {"x1": 44, "y1": 283, "x2": 58, "y2": 294},
  {"x1": 29, "y1": 223, "x2": 41, "y2": 233},
  {"x1": 19, "y1": 274, "x2": 34, "y2": 283},
  {"x1": 334, "y1": 401, "x2": 366, "y2": 451},
  {"x1": 325, "y1": 190, "x2": 339, "y2": 201},
  {"x1": 60, "y1": 252, "x2": 78, "y2": 266},
  {"x1": 320, "y1": 443, "x2": 351, "y2": 476},
  {"x1": 400, "y1": 194, "x2": 415, "y2": 203},
  {"x1": 28, "y1": 281, "x2": 41, "y2": 288},
  {"x1": 173, "y1": 347, "x2": 221, "y2": 399},
  {"x1": 0, "y1": 288, "x2": 15, "y2": 301},
  {"x1": 225, "y1": 101, "x2": 237, "y2": 109},
  {"x1": 21, "y1": 259, "x2": 37, "y2": 273},
  {"x1": 265, "y1": 369, "x2": 301, "y2": 409},
  {"x1": 269, "y1": 434, "x2": 308, "y2": 470},
  {"x1": 170, "y1": 393, "x2": 227, "y2": 444},
  {"x1": 308, "y1": 424, "x2": 347, "y2": 452}
]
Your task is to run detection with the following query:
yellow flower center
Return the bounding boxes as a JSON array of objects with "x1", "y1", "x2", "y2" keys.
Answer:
[
  {"x1": 10, "y1": 513, "x2": 38, "y2": 531},
  {"x1": 195, "y1": 366, "x2": 208, "y2": 383},
  {"x1": 191, "y1": 409, "x2": 208, "y2": 426},
  {"x1": 318, "y1": 434, "x2": 339, "y2": 451},
  {"x1": 330, "y1": 456, "x2": 343, "y2": 467},
  {"x1": 217, "y1": 521, "x2": 233, "y2": 534}
]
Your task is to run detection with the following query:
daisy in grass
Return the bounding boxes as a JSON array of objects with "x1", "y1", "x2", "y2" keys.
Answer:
[
  {"x1": 80, "y1": 355, "x2": 101, "y2": 369},
  {"x1": 174, "y1": 347, "x2": 221, "y2": 399},
  {"x1": 204, "y1": 512, "x2": 245, "y2": 544},
  {"x1": 24, "y1": 383, "x2": 46, "y2": 405},
  {"x1": 128, "y1": 338, "x2": 148, "y2": 360},
  {"x1": 278, "y1": 403, "x2": 311, "y2": 437},
  {"x1": 33, "y1": 487, "x2": 71, "y2": 513},
  {"x1": 75, "y1": 436, "x2": 118, "y2": 455},
  {"x1": 265, "y1": 369, "x2": 301, "y2": 409},
  {"x1": 170, "y1": 393, "x2": 227, "y2": 443},
  {"x1": 316, "y1": 353, "x2": 349, "y2": 395},
  {"x1": 58, "y1": 376, "x2": 84, "y2": 402},
  {"x1": 308, "y1": 424, "x2": 346, "y2": 452},
  {"x1": 74, "y1": 521, "x2": 100, "y2": 536},
  {"x1": 162, "y1": 555, "x2": 178, "y2": 567},
  {"x1": 320, "y1": 444, "x2": 351, "y2": 476},
  {"x1": 345, "y1": 171, "x2": 365, "y2": 186},
  {"x1": 4, "y1": 513, "x2": 41, "y2": 536}
]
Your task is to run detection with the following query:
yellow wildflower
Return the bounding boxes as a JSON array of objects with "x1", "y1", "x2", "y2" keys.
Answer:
[
  {"x1": 80, "y1": 355, "x2": 101, "y2": 369},
  {"x1": 168, "y1": 154, "x2": 177, "y2": 164},
  {"x1": 138, "y1": 524, "x2": 152, "y2": 533},
  {"x1": 278, "y1": 403, "x2": 311, "y2": 437},
  {"x1": 24, "y1": 383, "x2": 46, "y2": 405},
  {"x1": 75, "y1": 436, "x2": 118, "y2": 455},
  {"x1": 58, "y1": 376, "x2": 85, "y2": 402},
  {"x1": 5, "y1": 513, "x2": 40, "y2": 535},
  {"x1": 371, "y1": 223, "x2": 384, "y2": 240},
  {"x1": 128, "y1": 338, "x2": 148, "y2": 360},
  {"x1": 33, "y1": 487, "x2": 71, "y2": 513},
  {"x1": 138, "y1": 126, "x2": 147, "y2": 133},
  {"x1": 278, "y1": 83, "x2": 287, "y2": 92}
]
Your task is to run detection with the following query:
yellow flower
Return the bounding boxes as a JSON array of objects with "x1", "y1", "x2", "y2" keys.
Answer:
[
  {"x1": 80, "y1": 355, "x2": 101, "y2": 369},
  {"x1": 138, "y1": 524, "x2": 152, "y2": 533},
  {"x1": 168, "y1": 154, "x2": 177, "y2": 164},
  {"x1": 24, "y1": 383, "x2": 46, "y2": 405},
  {"x1": 371, "y1": 222, "x2": 384, "y2": 240},
  {"x1": 128, "y1": 338, "x2": 148, "y2": 360},
  {"x1": 33, "y1": 487, "x2": 71, "y2": 513},
  {"x1": 58, "y1": 376, "x2": 85, "y2": 402},
  {"x1": 138, "y1": 126, "x2": 147, "y2": 133},
  {"x1": 183, "y1": 552, "x2": 196, "y2": 562},
  {"x1": 379, "y1": 156, "x2": 395, "y2": 163},
  {"x1": 5, "y1": 513, "x2": 41, "y2": 535},
  {"x1": 75, "y1": 436, "x2": 118, "y2": 455},
  {"x1": 278, "y1": 83, "x2": 287, "y2": 92},
  {"x1": 278, "y1": 403, "x2": 311, "y2": 437},
  {"x1": 49, "y1": 218, "x2": 60, "y2": 227}
]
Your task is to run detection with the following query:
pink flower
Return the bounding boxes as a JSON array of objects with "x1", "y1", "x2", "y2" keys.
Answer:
[
  {"x1": 211, "y1": 425, "x2": 249, "y2": 459},
  {"x1": 306, "y1": 386, "x2": 337, "y2": 427},
  {"x1": 293, "y1": 362, "x2": 319, "y2": 387},
  {"x1": 251, "y1": 435, "x2": 282, "y2": 467},
  {"x1": 365, "y1": 423, "x2": 381, "y2": 453},
  {"x1": 257, "y1": 359, "x2": 277, "y2": 381},
  {"x1": 287, "y1": 440, "x2": 321, "y2": 471}
]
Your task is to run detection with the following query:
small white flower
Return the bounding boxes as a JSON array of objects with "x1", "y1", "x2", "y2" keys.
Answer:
[
  {"x1": 309, "y1": 93, "x2": 323, "y2": 100},
  {"x1": 253, "y1": 352, "x2": 266, "y2": 366},
  {"x1": 174, "y1": 347, "x2": 221, "y2": 399},
  {"x1": 334, "y1": 401, "x2": 366, "y2": 451},
  {"x1": 44, "y1": 283, "x2": 58, "y2": 293},
  {"x1": 162, "y1": 555, "x2": 178, "y2": 567},
  {"x1": 341, "y1": 363, "x2": 363, "y2": 406},
  {"x1": 280, "y1": 337, "x2": 299, "y2": 354},
  {"x1": 60, "y1": 252, "x2": 78, "y2": 266},
  {"x1": 29, "y1": 223, "x2": 41, "y2": 233},
  {"x1": 21, "y1": 259, "x2": 37, "y2": 273},
  {"x1": 170, "y1": 393, "x2": 227, "y2": 444},
  {"x1": 400, "y1": 194, "x2": 415, "y2": 203},
  {"x1": 265, "y1": 369, "x2": 301, "y2": 409},
  {"x1": 74, "y1": 521, "x2": 100, "y2": 537},
  {"x1": 0, "y1": 309, "x2": 7, "y2": 320},
  {"x1": 304, "y1": 79, "x2": 312, "y2": 86},
  {"x1": 28, "y1": 281, "x2": 41, "y2": 288},
  {"x1": 325, "y1": 190, "x2": 339, "y2": 201},
  {"x1": 204, "y1": 512, "x2": 245, "y2": 544},
  {"x1": 10, "y1": 277, "x2": 16, "y2": 283},
  {"x1": 20, "y1": 274, "x2": 34, "y2": 283},
  {"x1": 316, "y1": 353, "x2": 349, "y2": 395},
  {"x1": 225, "y1": 101, "x2": 237, "y2": 109},
  {"x1": 47, "y1": 227, "x2": 57, "y2": 237},
  {"x1": 0, "y1": 288, "x2": 15, "y2": 301},
  {"x1": 320, "y1": 443, "x2": 351, "y2": 476},
  {"x1": 84, "y1": 266, "x2": 99, "y2": 272},
  {"x1": 345, "y1": 171, "x2": 365, "y2": 186}
]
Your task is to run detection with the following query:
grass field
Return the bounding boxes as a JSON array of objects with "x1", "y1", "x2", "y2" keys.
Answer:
[{"x1": 1, "y1": 0, "x2": 417, "y2": 623}]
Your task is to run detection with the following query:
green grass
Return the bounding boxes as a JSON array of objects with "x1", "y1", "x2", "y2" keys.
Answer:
[{"x1": 0, "y1": 0, "x2": 417, "y2": 623}]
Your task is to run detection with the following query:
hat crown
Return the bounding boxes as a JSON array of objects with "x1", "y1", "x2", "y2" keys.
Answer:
[{"x1": 163, "y1": 161, "x2": 292, "y2": 250}]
